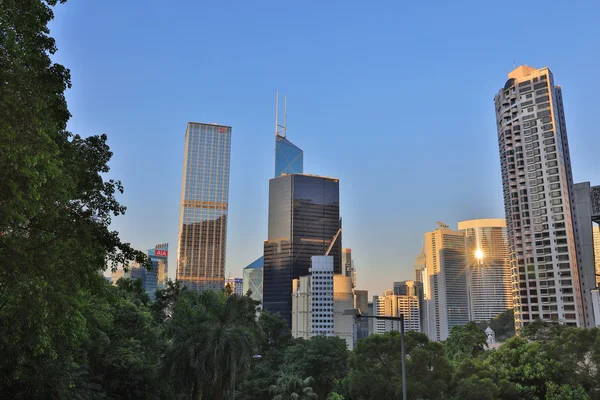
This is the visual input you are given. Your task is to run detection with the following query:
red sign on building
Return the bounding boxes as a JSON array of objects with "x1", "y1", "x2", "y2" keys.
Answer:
[
  {"x1": 218, "y1": 127, "x2": 226, "y2": 133},
  {"x1": 155, "y1": 249, "x2": 168, "y2": 257}
]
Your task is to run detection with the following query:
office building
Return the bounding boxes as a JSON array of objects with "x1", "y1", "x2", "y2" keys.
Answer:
[
  {"x1": 424, "y1": 223, "x2": 468, "y2": 341},
  {"x1": 342, "y1": 248, "x2": 356, "y2": 288},
  {"x1": 495, "y1": 66, "x2": 587, "y2": 328},
  {"x1": 291, "y1": 256, "x2": 334, "y2": 339},
  {"x1": 275, "y1": 134, "x2": 304, "y2": 177},
  {"x1": 263, "y1": 174, "x2": 341, "y2": 327},
  {"x1": 147, "y1": 243, "x2": 169, "y2": 299},
  {"x1": 334, "y1": 274, "x2": 354, "y2": 350},
  {"x1": 177, "y1": 122, "x2": 231, "y2": 292},
  {"x1": 243, "y1": 256, "x2": 264, "y2": 306},
  {"x1": 225, "y1": 277, "x2": 244, "y2": 296},
  {"x1": 110, "y1": 268, "x2": 129, "y2": 284},
  {"x1": 458, "y1": 219, "x2": 512, "y2": 322},
  {"x1": 354, "y1": 289, "x2": 369, "y2": 343},
  {"x1": 373, "y1": 292, "x2": 420, "y2": 334},
  {"x1": 367, "y1": 302, "x2": 374, "y2": 335}
]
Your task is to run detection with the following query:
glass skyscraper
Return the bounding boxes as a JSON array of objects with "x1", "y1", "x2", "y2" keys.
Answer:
[
  {"x1": 263, "y1": 174, "x2": 341, "y2": 327},
  {"x1": 243, "y1": 256, "x2": 264, "y2": 307},
  {"x1": 275, "y1": 134, "x2": 303, "y2": 177},
  {"x1": 147, "y1": 243, "x2": 169, "y2": 300},
  {"x1": 177, "y1": 122, "x2": 231, "y2": 292}
]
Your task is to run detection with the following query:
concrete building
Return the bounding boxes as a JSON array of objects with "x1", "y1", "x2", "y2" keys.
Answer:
[
  {"x1": 177, "y1": 123, "x2": 231, "y2": 292},
  {"x1": 495, "y1": 66, "x2": 587, "y2": 328},
  {"x1": 414, "y1": 248, "x2": 426, "y2": 283},
  {"x1": 458, "y1": 219, "x2": 512, "y2": 322},
  {"x1": 291, "y1": 256, "x2": 354, "y2": 349},
  {"x1": 424, "y1": 222, "x2": 469, "y2": 341},
  {"x1": 373, "y1": 292, "x2": 420, "y2": 334},
  {"x1": 353, "y1": 289, "x2": 369, "y2": 344},
  {"x1": 243, "y1": 256, "x2": 264, "y2": 307},
  {"x1": 334, "y1": 274, "x2": 354, "y2": 350},
  {"x1": 394, "y1": 280, "x2": 425, "y2": 332},
  {"x1": 148, "y1": 243, "x2": 169, "y2": 297}
]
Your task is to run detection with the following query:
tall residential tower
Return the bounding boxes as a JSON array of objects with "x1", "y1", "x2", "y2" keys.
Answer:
[
  {"x1": 495, "y1": 66, "x2": 590, "y2": 328},
  {"x1": 177, "y1": 122, "x2": 232, "y2": 292}
]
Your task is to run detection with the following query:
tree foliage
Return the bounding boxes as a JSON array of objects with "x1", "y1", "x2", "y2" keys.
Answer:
[{"x1": 445, "y1": 321, "x2": 488, "y2": 361}]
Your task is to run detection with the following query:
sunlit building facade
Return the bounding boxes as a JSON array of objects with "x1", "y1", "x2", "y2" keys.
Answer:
[
  {"x1": 458, "y1": 219, "x2": 512, "y2": 322},
  {"x1": 373, "y1": 292, "x2": 420, "y2": 334},
  {"x1": 495, "y1": 66, "x2": 589, "y2": 328},
  {"x1": 595, "y1": 226, "x2": 600, "y2": 286},
  {"x1": 424, "y1": 223, "x2": 468, "y2": 341},
  {"x1": 342, "y1": 248, "x2": 356, "y2": 288},
  {"x1": 148, "y1": 243, "x2": 169, "y2": 299},
  {"x1": 177, "y1": 122, "x2": 231, "y2": 292}
]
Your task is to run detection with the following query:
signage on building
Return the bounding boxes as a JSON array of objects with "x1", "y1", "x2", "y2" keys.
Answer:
[
  {"x1": 155, "y1": 249, "x2": 168, "y2": 257},
  {"x1": 218, "y1": 127, "x2": 226, "y2": 133}
]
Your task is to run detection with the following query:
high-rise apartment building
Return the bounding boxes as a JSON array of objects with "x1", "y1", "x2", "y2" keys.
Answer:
[
  {"x1": 373, "y1": 292, "x2": 420, "y2": 334},
  {"x1": 458, "y1": 219, "x2": 512, "y2": 322},
  {"x1": 263, "y1": 174, "x2": 341, "y2": 327},
  {"x1": 394, "y1": 280, "x2": 425, "y2": 332},
  {"x1": 342, "y1": 248, "x2": 356, "y2": 288},
  {"x1": 495, "y1": 66, "x2": 587, "y2": 328},
  {"x1": 243, "y1": 256, "x2": 264, "y2": 307},
  {"x1": 424, "y1": 223, "x2": 469, "y2": 341},
  {"x1": 177, "y1": 123, "x2": 231, "y2": 292}
]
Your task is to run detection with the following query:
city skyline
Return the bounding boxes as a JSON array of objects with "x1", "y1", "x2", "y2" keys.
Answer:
[{"x1": 55, "y1": 1, "x2": 600, "y2": 298}]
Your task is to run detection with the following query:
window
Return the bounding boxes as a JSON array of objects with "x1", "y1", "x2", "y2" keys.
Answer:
[
  {"x1": 545, "y1": 146, "x2": 556, "y2": 152},
  {"x1": 534, "y1": 81, "x2": 548, "y2": 90},
  {"x1": 537, "y1": 110, "x2": 551, "y2": 118}
]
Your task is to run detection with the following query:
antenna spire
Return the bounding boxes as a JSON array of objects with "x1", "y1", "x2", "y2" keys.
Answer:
[{"x1": 275, "y1": 92, "x2": 286, "y2": 138}]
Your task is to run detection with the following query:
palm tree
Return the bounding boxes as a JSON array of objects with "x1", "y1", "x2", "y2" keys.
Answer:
[
  {"x1": 270, "y1": 374, "x2": 318, "y2": 400},
  {"x1": 162, "y1": 289, "x2": 261, "y2": 400}
]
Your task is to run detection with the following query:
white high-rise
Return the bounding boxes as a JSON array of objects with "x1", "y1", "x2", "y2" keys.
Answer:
[
  {"x1": 373, "y1": 292, "x2": 420, "y2": 334},
  {"x1": 424, "y1": 223, "x2": 469, "y2": 341},
  {"x1": 458, "y1": 219, "x2": 512, "y2": 322},
  {"x1": 495, "y1": 66, "x2": 590, "y2": 328},
  {"x1": 594, "y1": 226, "x2": 600, "y2": 286}
]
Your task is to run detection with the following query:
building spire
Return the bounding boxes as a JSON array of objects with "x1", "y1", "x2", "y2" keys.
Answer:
[{"x1": 275, "y1": 92, "x2": 286, "y2": 138}]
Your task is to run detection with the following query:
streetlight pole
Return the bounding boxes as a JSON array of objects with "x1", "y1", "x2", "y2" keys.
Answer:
[{"x1": 344, "y1": 309, "x2": 407, "y2": 400}]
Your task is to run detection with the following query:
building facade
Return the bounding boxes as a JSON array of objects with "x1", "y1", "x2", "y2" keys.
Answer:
[
  {"x1": 275, "y1": 134, "x2": 304, "y2": 177},
  {"x1": 595, "y1": 226, "x2": 600, "y2": 286},
  {"x1": 342, "y1": 248, "x2": 356, "y2": 288},
  {"x1": 373, "y1": 293, "x2": 420, "y2": 334},
  {"x1": 495, "y1": 66, "x2": 586, "y2": 328},
  {"x1": 263, "y1": 174, "x2": 341, "y2": 327},
  {"x1": 243, "y1": 256, "x2": 264, "y2": 307},
  {"x1": 353, "y1": 289, "x2": 369, "y2": 344},
  {"x1": 394, "y1": 280, "x2": 424, "y2": 332},
  {"x1": 458, "y1": 219, "x2": 512, "y2": 322},
  {"x1": 225, "y1": 277, "x2": 244, "y2": 296},
  {"x1": 177, "y1": 122, "x2": 231, "y2": 292},
  {"x1": 334, "y1": 274, "x2": 354, "y2": 350},
  {"x1": 147, "y1": 243, "x2": 169, "y2": 299},
  {"x1": 424, "y1": 223, "x2": 469, "y2": 341},
  {"x1": 414, "y1": 248, "x2": 426, "y2": 283}
]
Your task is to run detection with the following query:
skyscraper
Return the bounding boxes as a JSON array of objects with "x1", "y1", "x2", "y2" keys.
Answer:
[
  {"x1": 342, "y1": 248, "x2": 356, "y2": 288},
  {"x1": 263, "y1": 174, "x2": 341, "y2": 327},
  {"x1": 148, "y1": 243, "x2": 169, "y2": 298},
  {"x1": 424, "y1": 223, "x2": 468, "y2": 341},
  {"x1": 458, "y1": 219, "x2": 512, "y2": 322},
  {"x1": 495, "y1": 66, "x2": 586, "y2": 328},
  {"x1": 275, "y1": 135, "x2": 303, "y2": 177},
  {"x1": 177, "y1": 122, "x2": 231, "y2": 292},
  {"x1": 353, "y1": 289, "x2": 369, "y2": 343},
  {"x1": 243, "y1": 256, "x2": 264, "y2": 306},
  {"x1": 414, "y1": 248, "x2": 426, "y2": 283},
  {"x1": 373, "y1": 292, "x2": 420, "y2": 334}
]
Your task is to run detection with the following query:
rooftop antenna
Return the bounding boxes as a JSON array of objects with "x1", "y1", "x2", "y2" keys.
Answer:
[{"x1": 275, "y1": 92, "x2": 286, "y2": 138}]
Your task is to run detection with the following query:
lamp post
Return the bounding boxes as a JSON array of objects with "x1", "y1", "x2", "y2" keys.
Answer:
[{"x1": 344, "y1": 308, "x2": 407, "y2": 400}]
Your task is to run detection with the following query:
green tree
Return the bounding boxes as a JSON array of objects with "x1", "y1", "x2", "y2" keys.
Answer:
[
  {"x1": 269, "y1": 375, "x2": 318, "y2": 400},
  {"x1": 284, "y1": 335, "x2": 348, "y2": 398},
  {"x1": 0, "y1": 0, "x2": 147, "y2": 397},
  {"x1": 545, "y1": 382, "x2": 588, "y2": 400},
  {"x1": 445, "y1": 321, "x2": 488, "y2": 361},
  {"x1": 345, "y1": 331, "x2": 453, "y2": 400},
  {"x1": 476, "y1": 309, "x2": 515, "y2": 341},
  {"x1": 162, "y1": 290, "x2": 261, "y2": 400},
  {"x1": 150, "y1": 279, "x2": 186, "y2": 323}
]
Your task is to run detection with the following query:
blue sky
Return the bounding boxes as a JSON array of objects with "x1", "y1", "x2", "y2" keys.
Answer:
[{"x1": 50, "y1": 0, "x2": 600, "y2": 296}]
